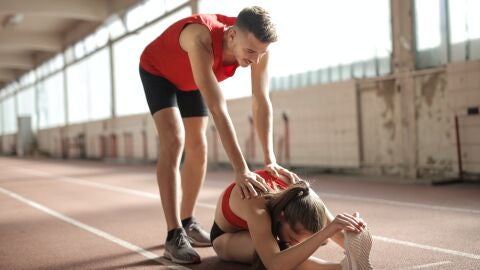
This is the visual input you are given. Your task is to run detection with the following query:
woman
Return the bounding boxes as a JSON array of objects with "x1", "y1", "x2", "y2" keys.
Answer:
[{"x1": 211, "y1": 170, "x2": 373, "y2": 270}]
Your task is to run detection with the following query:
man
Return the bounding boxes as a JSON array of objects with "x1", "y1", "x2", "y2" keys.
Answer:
[{"x1": 139, "y1": 6, "x2": 299, "y2": 264}]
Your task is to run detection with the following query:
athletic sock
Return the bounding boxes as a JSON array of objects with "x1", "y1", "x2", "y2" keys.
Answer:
[
  {"x1": 166, "y1": 228, "x2": 179, "y2": 241},
  {"x1": 181, "y1": 217, "x2": 194, "y2": 228}
]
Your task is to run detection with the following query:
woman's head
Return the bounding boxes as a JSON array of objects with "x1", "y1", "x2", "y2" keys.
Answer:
[{"x1": 266, "y1": 181, "x2": 327, "y2": 247}]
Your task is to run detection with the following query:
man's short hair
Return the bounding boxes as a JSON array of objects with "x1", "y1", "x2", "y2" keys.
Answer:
[{"x1": 235, "y1": 6, "x2": 278, "y2": 43}]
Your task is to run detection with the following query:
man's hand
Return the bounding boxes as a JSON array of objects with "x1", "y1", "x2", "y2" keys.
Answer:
[
  {"x1": 235, "y1": 170, "x2": 269, "y2": 199},
  {"x1": 264, "y1": 163, "x2": 301, "y2": 184}
]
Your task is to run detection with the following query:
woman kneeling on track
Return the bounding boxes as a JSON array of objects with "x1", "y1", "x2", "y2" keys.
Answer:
[{"x1": 211, "y1": 170, "x2": 373, "y2": 270}]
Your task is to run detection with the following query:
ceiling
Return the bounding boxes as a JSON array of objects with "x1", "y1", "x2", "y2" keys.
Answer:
[{"x1": 0, "y1": 0, "x2": 143, "y2": 89}]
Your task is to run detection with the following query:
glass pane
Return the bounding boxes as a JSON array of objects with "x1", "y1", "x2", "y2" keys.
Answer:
[
  {"x1": 415, "y1": 0, "x2": 441, "y2": 50},
  {"x1": 143, "y1": 0, "x2": 166, "y2": 22},
  {"x1": 448, "y1": 0, "x2": 468, "y2": 61},
  {"x1": 95, "y1": 26, "x2": 109, "y2": 47},
  {"x1": 87, "y1": 48, "x2": 112, "y2": 121},
  {"x1": 84, "y1": 34, "x2": 97, "y2": 53},
  {"x1": 17, "y1": 86, "x2": 37, "y2": 131},
  {"x1": 65, "y1": 46, "x2": 75, "y2": 64},
  {"x1": 66, "y1": 58, "x2": 89, "y2": 124},
  {"x1": 38, "y1": 73, "x2": 65, "y2": 128},
  {"x1": 0, "y1": 101, "x2": 2, "y2": 135},
  {"x1": 138, "y1": 6, "x2": 191, "y2": 46},
  {"x1": 466, "y1": 0, "x2": 480, "y2": 40},
  {"x1": 126, "y1": 4, "x2": 146, "y2": 31},
  {"x1": 106, "y1": 16, "x2": 127, "y2": 40},
  {"x1": 113, "y1": 34, "x2": 148, "y2": 116},
  {"x1": 2, "y1": 96, "x2": 17, "y2": 134},
  {"x1": 166, "y1": 0, "x2": 189, "y2": 12},
  {"x1": 74, "y1": 41, "x2": 86, "y2": 59}
]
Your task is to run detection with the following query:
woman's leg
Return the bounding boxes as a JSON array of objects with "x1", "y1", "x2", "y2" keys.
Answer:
[
  {"x1": 212, "y1": 231, "x2": 256, "y2": 263},
  {"x1": 212, "y1": 231, "x2": 341, "y2": 269},
  {"x1": 296, "y1": 257, "x2": 341, "y2": 270}
]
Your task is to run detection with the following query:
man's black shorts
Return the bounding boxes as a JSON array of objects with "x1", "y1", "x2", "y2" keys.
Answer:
[{"x1": 139, "y1": 66, "x2": 208, "y2": 117}]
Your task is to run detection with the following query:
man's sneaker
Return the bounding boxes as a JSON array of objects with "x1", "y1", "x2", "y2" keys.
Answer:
[
  {"x1": 164, "y1": 228, "x2": 201, "y2": 264},
  {"x1": 341, "y1": 229, "x2": 373, "y2": 270},
  {"x1": 184, "y1": 219, "x2": 212, "y2": 247}
]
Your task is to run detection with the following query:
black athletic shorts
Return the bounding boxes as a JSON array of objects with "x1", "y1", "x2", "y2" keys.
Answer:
[
  {"x1": 139, "y1": 66, "x2": 208, "y2": 117},
  {"x1": 210, "y1": 222, "x2": 226, "y2": 243}
]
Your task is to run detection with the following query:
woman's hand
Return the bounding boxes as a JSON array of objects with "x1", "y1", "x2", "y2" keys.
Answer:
[
  {"x1": 325, "y1": 212, "x2": 367, "y2": 234},
  {"x1": 264, "y1": 163, "x2": 300, "y2": 184},
  {"x1": 234, "y1": 170, "x2": 268, "y2": 199}
]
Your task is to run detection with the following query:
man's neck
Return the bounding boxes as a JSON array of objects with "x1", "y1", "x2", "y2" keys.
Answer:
[{"x1": 222, "y1": 28, "x2": 237, "y2": 65}]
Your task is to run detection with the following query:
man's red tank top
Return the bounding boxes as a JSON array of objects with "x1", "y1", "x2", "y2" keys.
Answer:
[{"x1": 140, "y1": 14, "x2": 239, "y2": 91}]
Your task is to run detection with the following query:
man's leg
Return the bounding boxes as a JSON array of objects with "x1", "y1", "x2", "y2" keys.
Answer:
[
  {"x1": 180, "y1": 116, "x2": 208, "y2": 219},
  {"x1": 139, "y1": 67, "x2": 200, "y2": 263},
  {"x1": 152, "y1": 108, "x2": 201, "y2": 264},
  {"x1": 153, "y1": 108, "x2": 185, "y2": 231},
  {"x1": 180, "y1": 116, "x2": 211, "y2": 246}
]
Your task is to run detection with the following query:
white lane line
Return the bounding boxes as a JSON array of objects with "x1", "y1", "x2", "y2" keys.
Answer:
[
  {"x1": 60, "y1": 175, "x2": 216, "y2": 210},
  {"x1": 13, "y1": 166, "x2": 480, "y2": 215},
  {"x1": 12, "y1": 167, "x2": 216, "y2": 210},
  {"x1": 11, "y1": 166, "x2": 480, "y2": 261},
  {"x1": 0, "y1": 186, "x2": 189, "y2": 270},
  {"x1": 320, "y1": 193, "x2": 480, "y2": 215},
  {"x1": 404, "y1": 260, "x2": 452, "y2": 269},
  {"x1": 374, "y1": 235, "x2": 480, "y2": 260}
]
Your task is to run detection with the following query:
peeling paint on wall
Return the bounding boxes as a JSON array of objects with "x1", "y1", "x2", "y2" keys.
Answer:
[
  {"x1": 421, "y1": 73, "x2": 446, "y2": 107},
  {"x1": 376, "y1": 80, "x2": 396, "y2": 142},
  {"x1": 376, "y1": 80, "x2": 395, "y2": 114}
]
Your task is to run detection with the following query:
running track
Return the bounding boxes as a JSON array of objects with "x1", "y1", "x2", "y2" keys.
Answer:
[{"x1": 1, "y1": 157, "x2": 479, "y2": 269}]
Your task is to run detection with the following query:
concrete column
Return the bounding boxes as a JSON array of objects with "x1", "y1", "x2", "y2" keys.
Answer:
[
  {"x1": 63, "y1": 59, "x2": 69, "y2": 126},
  {"x1": 190, "y1": 0, "x2": 198, "y2": 14},
  {"x1": 391, "y1": 0, "x2": 418, "y2": 178},
  {"x1": 108, "y1": 41, "x2": 116, "y2": 119}
]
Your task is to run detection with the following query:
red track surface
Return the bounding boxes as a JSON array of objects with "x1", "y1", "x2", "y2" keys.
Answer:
[{"x1": 1, "y1": 157, "x2": 479, "y2": 269}]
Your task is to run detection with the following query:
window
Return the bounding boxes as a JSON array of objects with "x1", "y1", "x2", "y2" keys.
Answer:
[
  {"x1": 37, "y1": 73, "x2": 65, "y2": 128},
  {"x1": 449, "y1": 0, "x2": 480, "y2": 61},
  {"x1": 17, "y1": 86, "x2": 37, "y2": 131},
  {"x1": 1, "y1": 96, "x2": 17, "y2": 134},
  {"x1": 67, "y1": 48, "x2": 112, "y2": 124},
  {"x1": 200, "y1": 0, "x2": 391, "y2": 93}
]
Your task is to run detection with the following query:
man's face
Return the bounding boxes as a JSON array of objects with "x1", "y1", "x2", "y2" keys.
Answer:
[{"x1": 233, "y1": 29, "x2": 269, "y2": 67}]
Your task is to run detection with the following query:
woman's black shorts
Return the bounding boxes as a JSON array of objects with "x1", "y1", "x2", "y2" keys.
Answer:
[
  {"x1": 139, "y1": 66, "x2": 208, "y2": 117},
  {"x1": 210, "y1": 222, "x2": 226, "y2": 243}
]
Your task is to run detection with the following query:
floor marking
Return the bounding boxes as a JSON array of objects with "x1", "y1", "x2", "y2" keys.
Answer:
[
  {"x1": 320, "y1": 193, "x2": 480, "y2": 215},
  {"x1": 400, "y1": 260, "x2": 452, "y2": 269},
  {"x1": 14, "y1": 166, "x2": 480, "y2": 215},
  {"x1": 10, "y1": 166, "x2": 480, "y2": 261},
  {"x1": 374, "y1": 235, "x2": 480, "y2": 260},
  {"x1": 0, "y1": 186, "x2": 189, "y2": 270}
]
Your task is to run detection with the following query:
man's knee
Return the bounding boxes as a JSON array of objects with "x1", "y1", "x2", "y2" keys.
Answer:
[
  {"x1": 185, "y1": 137, "x2": 207, "y2": 157},
  {"x1": 159, "y1": 134, "x2": 184, "y2": 157}
]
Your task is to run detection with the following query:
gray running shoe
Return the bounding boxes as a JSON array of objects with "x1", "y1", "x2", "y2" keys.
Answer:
[
  {"x1": 341, "y1": 229, "x2": 373, "y2": 270},
  {"x1": 164, "y1": 228, "x2": 201, "y2": 264},
  {"x1": 184, "y1": 219, "x2": 212, "y2": 247}
]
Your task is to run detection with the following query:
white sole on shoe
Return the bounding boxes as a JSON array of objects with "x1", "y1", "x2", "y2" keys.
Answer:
[
  {"x1": 189, "y1": 238, "x2": 212, "y2": 247},
  {"x1": 344, "y1": 229, "x2": 373, "y2": 270},
  {"x1": 164, "y1": 250, "x2": 201, "y2": 264}
]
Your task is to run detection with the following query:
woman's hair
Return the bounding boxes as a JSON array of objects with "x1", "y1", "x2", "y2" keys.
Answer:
[
  {"x1": 235, "y1": 6, "x2": 278, "y2": 43},
  {"x1": 266, "y1": 181, "x2": 327, "y2": 237},
  {"x1": 252, "y1": 180, "x2": 327, "y2": 269}
]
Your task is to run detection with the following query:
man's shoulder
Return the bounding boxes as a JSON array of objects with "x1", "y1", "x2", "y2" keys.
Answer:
[{"x1": 181, "y1": 23, "x2": 212, "y2": 43}]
